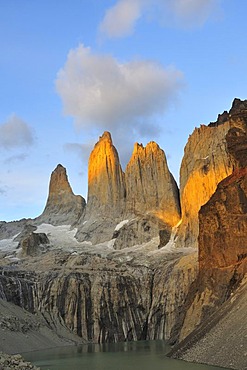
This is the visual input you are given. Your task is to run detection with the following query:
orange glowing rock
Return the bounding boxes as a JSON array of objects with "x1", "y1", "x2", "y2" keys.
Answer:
[{"x1": 87, "y1": 131, "x2": 126, "y2": 216}]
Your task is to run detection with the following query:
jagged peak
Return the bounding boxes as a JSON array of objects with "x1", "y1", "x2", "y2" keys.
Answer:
[
  {"x1": 209, "y1": 98, "x2": 247, "y2": 127},
  {"x1": 133, "y1": 142, "x2": 144, "y2": 153},
  {"x1": 132, "y1": 141, "x2": 161, "y2": 156},
  {"x1": 146, "y1": 141, "x2": 161, "y2": 152},
  {"x1": 99, "y1": 131, "x2": 112, "y2": 142},
  {"x1": 231, "y1": 97, "x2": 247, "y2": 109}
]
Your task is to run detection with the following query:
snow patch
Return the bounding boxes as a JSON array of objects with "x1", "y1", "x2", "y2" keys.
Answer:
[
  {"x1": 114, "y1": 219, "x2": 129, "y2": 231},
  {"x1": 35, "y1": 224, "x2": 80, "y2": 250},
  {"x1": 0, "y1": 235, "x2": 19, "y2": 254}
]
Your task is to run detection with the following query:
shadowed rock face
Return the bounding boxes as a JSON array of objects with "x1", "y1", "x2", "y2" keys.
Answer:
[
  {"x1": 199, "y1": 168, "x2": 247, "y2": 271},
  {"x1": 179, "y1": 168, "x2": 247, "y2": 340},
  {"x1": 169, "y1": 168, "x2": 247, "y2": 370},
  {"x1": 37, "y1": 164, "x2": 86, "y2": 225},
  {"x1": 0, "y1": 250, "x2": 197, "y2": 345}
]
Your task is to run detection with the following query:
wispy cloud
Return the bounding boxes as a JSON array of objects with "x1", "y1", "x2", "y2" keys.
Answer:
[
  {"x1": 0, "y1": 114, "x2": 34, "y2": 150},
  {"x1": 0, "y1": 187, "x2": 7, "y2": 196},
  {"x1": 4, "y1": 153, "x2": 28, "y2": 165},
  {"x1": 100, "y1": 0, "x2": 222, "y2": 38},
  {"x1": 56, "y1": 44, "x2": 183, "y2": 161},
  {"x1": 64, "y1": 142, "x2": 94, "y2": 164}
]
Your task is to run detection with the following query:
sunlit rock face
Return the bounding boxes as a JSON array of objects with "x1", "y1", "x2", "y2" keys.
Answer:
[
  {"x1": 37, "y1": 164, "x2": 86, "y2": 225},
  {"x1": 86, "y1": 132, "x2": 126, "y2": 217},
  {"x1": 125, "y1": 142, "x2": 181, "y2": 226},
  {"x1": 177, "y1": 99, "x2": 247, "y2": 248},
  {"x1": 76, "y1": 132, "x2": 126, "y2": 244}
]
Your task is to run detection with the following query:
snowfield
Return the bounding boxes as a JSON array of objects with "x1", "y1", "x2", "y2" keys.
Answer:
[{"x1": 0, "y1": 221, "x2": 195, "y2": 264}]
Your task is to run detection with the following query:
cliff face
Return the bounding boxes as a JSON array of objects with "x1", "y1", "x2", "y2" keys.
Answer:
[
  {"x1": 86, "y1": 132, "x2": 126, "y2": 217},
  {"x1": 37, "y1": 164, "x2": 86, "y2": 225},
  {"x1": 199, "y1": 167, "x2": 247, "y2": 271},
  {"x1": 179, "y1": 168, "x2": 247, "y2": 341},
  {"x1": 125, "y1": 142, "x2": 181, "y2": 226},
  {"x1": 75, "y1": 132, "x2": 126, "y2": 244},
  {"x1": 177, "y1": 99, "x2": 247, "y2": 248},
  {"x1": 0, "y1": 248, "x2": 197, "y2": 345},
  {"x1": 171, "y1": 102, "x2": 247, "y2": 347},
  {"x1": 170, "y1": 169, "x2": 247, "y2": 369}
]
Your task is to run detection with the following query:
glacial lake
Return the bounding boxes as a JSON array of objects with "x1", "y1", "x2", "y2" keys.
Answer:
[{"x1": 23, "y1": 340, "x2": 227, "y2": 370}]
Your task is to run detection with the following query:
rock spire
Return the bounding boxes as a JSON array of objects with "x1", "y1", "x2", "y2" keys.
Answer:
[
  {"x1": 125, "y1": 141, "x2": 181, "y2": 226},
  {"x1": 86, "y1": 131, "x2": 126, "y2": 217},
  {"x1": 37, "y1": 164, "x2": 86, "y2": 225}
]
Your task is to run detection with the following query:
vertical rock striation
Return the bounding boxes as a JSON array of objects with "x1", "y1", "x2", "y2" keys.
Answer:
[
  {"x1": 76, "y1": 132, "x2": 126, "y2": 244},
  {"x1": 86, "y1": 132, "x2": 126, "y2": 217},
  {"x1": 113, "y1": 141, "x2": 181, "y2": 249},
  {"x1": 125, "y1": 142, "x2": 181, "y2": 226},
  {"x1": 0, "y1": 250, "x2": 198, "y2": 345},
  {"x1": 37, "y1": 164, "x2": 86, "y2": 225}
]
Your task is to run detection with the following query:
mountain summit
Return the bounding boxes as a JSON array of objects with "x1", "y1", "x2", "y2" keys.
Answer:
[{"x1": 37, "y1": 164, "x2": 86, "y2": 225}]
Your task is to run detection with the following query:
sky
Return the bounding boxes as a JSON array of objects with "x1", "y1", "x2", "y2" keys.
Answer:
[{"x1": 1, "y1": 0, "x2": 247, "y2": 222}]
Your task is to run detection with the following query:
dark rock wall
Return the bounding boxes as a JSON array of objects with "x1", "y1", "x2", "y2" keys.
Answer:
[{"x1": 0, "y1": 252, "x2": 197, "y2": 344}]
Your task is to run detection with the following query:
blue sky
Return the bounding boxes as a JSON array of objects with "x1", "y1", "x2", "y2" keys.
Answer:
[{"x1": 1, "y1": 0, "x2": 247, "y2": 221}]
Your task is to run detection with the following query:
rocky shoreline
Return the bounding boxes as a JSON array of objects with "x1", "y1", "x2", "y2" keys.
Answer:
[{"x1": 0, "y1": 352, "x2": 40, "y2": 370}]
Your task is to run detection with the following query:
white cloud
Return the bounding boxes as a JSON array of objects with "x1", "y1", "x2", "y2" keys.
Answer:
[
  {"x1": 56, "y1": 44, "x2": 183, "y2": 145},
  {"x1": 0, "y1": 115, "x2": 34, "y2": 149},
  {"x1": 99, "y1": 0, "x2": 143, "y2": 38},
  {"x1": 99, "y1": 0, "x2": 222, "y2": 38},
  {"x1": 164, "y1": 0, "x2": 221, "y2": 27}
]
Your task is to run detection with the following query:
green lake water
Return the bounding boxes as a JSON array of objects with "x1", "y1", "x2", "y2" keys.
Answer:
[{"x1": 23, "y1": 340, "x2": 227, "y2": 370}]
